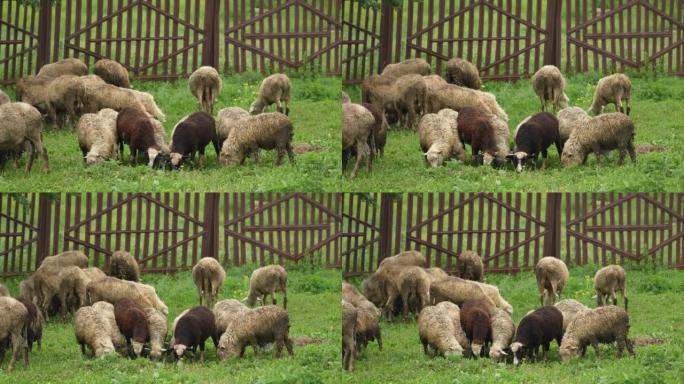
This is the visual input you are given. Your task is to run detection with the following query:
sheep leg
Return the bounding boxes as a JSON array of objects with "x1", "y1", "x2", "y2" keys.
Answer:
[
  {"x1": 422, "y1": 340, "x2": 429, "y2": 355},
  {"x1": 275, "y1": 97, "x2": 282, "y2": 114},
  {"x1": 199, "y1": 342, "x2": 205, "y2": 362},
  {"x1": 282, "y1": 289, "x2": 287, "y2": 309},
  {"x1": 580, "y1": 345, "x2": 587, "y2": 357},
  {"x1": 129, "y1": 148, "x2": 137, "y2": 165},
  {"x1": 627, "y1": 142, "x2": 636, "y2": 164},
  {"x1": 349, "y1": 141, "x2": 364, "y2": 180},
  {"x1": 596, "y1": 291, "x2": 603, "y2": 307},
  {"x1": 625, "y1": 99, "x2": 631, "y2": 115},
  {"x1": 261, "y1": 294, "x2": 267, "y2": 307},
  {"x1": 198, "y1": 151, "x2": 205, "y2": 169},
  {"x1": 539, "y1": 96, "x2": 545, "y2": 112},
  {"x1": 271, "y1": 290, "x2": 277, "y2": 306},
  {"x1": 542, "y1": 343, "x2": 549, "y2": 361},
  {"x1": 59, "y1": 291, "x2": 68, "y2": 321},
  {"x1": 592, "y1": 145, "x2": 603, "y2": 164},
  {"x1": 401, "y1": 289, "x2": 410, "y2": 321},
  {"x1": 591, "y1": 339, "x2": 600, "y2": 357},
  {"x1": 275, "y1": 147, "x2": 285, "y2": 166},
  {"x1": 24, "y1": 142, "x2": 36, "y2": 175},
  {"x1": 541, "y1": 151, "x2": 547, "y2": 170}
]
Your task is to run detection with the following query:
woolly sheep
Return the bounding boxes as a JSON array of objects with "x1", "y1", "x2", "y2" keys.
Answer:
[
  {"x1": 475, "y1": 282, "x2": 513, "y2": 315},
  {"x1": 426, "y1": 84, "x2": 508, "y2": 122},
  {"x1": 508, "y1": 112, "x2": 562, "y2": 172},
  {"x1": 220, "y1": 112, "x2": 295, "y2": 166},
  {"x1": 169, "y1": 112, "x2": 219, "y2": 169},
  {"x1": 74, "y1": 305, "x2": 116, "y2": 358},
  {"x1": 531, "y1": 65, "x2": 569, "y2": 112},
  {"x1": 0, "y1": 296, "x2": 29, "y2": 371},
  {"x1": 418, "y1": 108, "x2": 465, "y2": 167},
  {"x1": 424, "y1": 267, "x2": 449, "y2": 281},
  {"x1": 40, "y1": 250, "x2": 88, "y2": 269},
  {"x1": 86, "y1": 277, "x2": 170, "y2": 315},
  {"x1": 554, "y1": 299, "x2": 590, "y2": 331},
  {"x1": 15, "y1": 296, "x2": 43, "y2": 352},
  {"x1": 19, "y1": 277, "x2": 36, "y2": 303},
  {"x1": 149, "y1": 118, "x2": 170, "y2": 155},
  {"x1": 535, "y1": 257, "x2": 569, "y2": 306},
  {"x1": 342, "y1": 102, "x2": 374, "y2": 179},
  {"x1": 82, "y1": 267, "x2": 107, "y2": 282},
  {"x1": 130, "y1": 281, "x2": 168, "y2": 316},
  {"x1": 561, "y1": 112, "x2": 636, "y2": 167},
  {"x1": 455, "y1": 107, "x2": 503, "y2": 166},
  {"x1": 0, "y1": 90, "x2": 10, "y2": 105},
  {"x1": 342, "y1": 301, "x2": 358, "y2": 371},
  {"x1": 361, "y1": 102, "x2": 389, "y2": 157},
  {"x1": 45, "y1": 75, "x2": 85, "y2": 127},
  {"x1": 189, "y1": 66, "x2": 222, "y2": 114},
  {"x1": 559, "y1": 306, "x2": 634, "y2": 361},
  {"x1": 15, "y1": 76, "x2": 50, "y2": 114},
  {"x1": 380, "y1": 58, "x2": 431, "y2": 79},
  {"x1": 76, "y1": 108, "x2": 119, "y2": 165},
  {"x1": 83, "y1": 83, "x2": 148, "y2": 115},
  {"x1": 192, "y1": 257, "x2": 225, "y2": 308},
  {"x1": 213, "y1": 299, "x2": 249, "y2": 335},
  {"x1": 418, "y1": 301, "x2": 469, "y2": 357},
  {"x1": 130, "y1": 89, "x2": 165, "y2": 122},
  {"x1": 445, "y1": 58, "x2": 482, "y2": 89},
  {"x1": 423, "y1": 74, "x2": 448, "y2": 93},
  {"x1": 94, "y1": 59, "x2": 131, "y2": 88},
  {"x1": 110, "y1": 250, "x2": 140, "y2": 282},
  {"x1": 116, "y1": 107, "x2": 162, "y2": 167},
  {"x1": 37, "y1": 58, "x2": 87, "y2": 80},
  {"x1": 378, "y1": 250, "x2": 426, "y2": 271},
  {"x1": 556, "y1": 106, "x2": 590, "y2": 144},
  {"x1": 33, "y1": 266, "x2": 65, "y2": 320},
  {"x1": 245, "y1": 265, "x2": 288, "y2": 309},
  {"x1": 143, "y1": 307, "x2": 168, "y2": 360},
  {"x1": 216, "y1": 107, "x2": 250, "y2": 145},
  {"x1": 589, "y1": 73, "x2": 631, "y2": 115},
  {"x1": 342, "y1": 283, "x2": 382, "y2": 351},
  {"x1": 489, "y1": 308, "x2": 515, "y2": 361},
  {"x1": 249, "y1": 74, "x2": 292, "y2": 115},
  {"x1": 114, "y1": 298, "x2": 150, "y2": 357},
  {"x1": 430, "y1": 276, "x2": 497, "y2": 313},
  {"x1": 457, "y1": 250, "x2": 484, "y2": 281},
  {"x1": 594, "y1": 265, "x2": 628, "y2": 310},
  {"x1": 395, "y1": 266, "x2": 432, "y2": 320},
  {"x1": 172, "y1": 306, "x2": 217, "y2": 362},
  {"x1": 511, "y1": 306, "x2": 563, "y2": 365},
  {"x1": 57, "y1": 266, "x2": 90, "y2": 319},
  {"x1": 460, "y1": 299, "x2": 493, "y2": 357},
  {"x1": 216, "y1": 305, "x2": 293, "y2": 360},
  {"x1": 0, "y1": 102, "x2": 49, "y2": 174},
  {"x1": 364, "y1": 74, "x2": 427, "y2": 130},
  {"x1": 91, "y1": 301, "x2": 128, "y2": 355}
]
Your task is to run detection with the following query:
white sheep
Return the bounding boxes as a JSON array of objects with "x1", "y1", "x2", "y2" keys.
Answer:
[
  {"x1": 189, "y1": 66, "x2": 222, "y2": 114},
  {"x1": 0, "y1": 102, "x2": 49, "y2": 174},
  {"x1": 554, "y1": 299, "x2": 590, "y2": 331},
  {"x1": 556, "y1": 106, "x2": 590, "y2": 144},
  {"x1": 534, "y1": 257, "x2": 569, "y2": 306},
  {"x1": 74, "y1": 305, "x2": 117, "y2": 358},
  {"x1": 561, "y1": 112, "x2": 636, "y2": 167},
  {"x1": 594, "y1": 265, "x2": 628, "y2": 310},
  {"x1": 418, "y1": 108, "x2": 465, "y2": 167},
  {"x1": 249, "y1": 73, "x2": 292, "y2": 115},
  {"x1": 0, "y1": 296, "x2": 29, "y2": 371},
  {"x1": 488, "y1": 308, "x2": 515, "y2": 361},
  {"x1": 245, "y1": 265, "x2": 288, "y2": 309},
  {"x1": 418, "y1": 301, "x2": 469, "y2": 357},
  {"x1": 531, "y1": 65, "x2": 569, "y2": 112},
  {"x1": 589, "y1": 73, "x2": 631, "y2": 115},
  {"x1": 76, "y1": 108, "x2": 119, "y2": 165},
  {"x1": 220, "y1": 112, "x2": 295, "y2": 167},
  {"x1": 192, "y1": 257, "x2": 226, "y2": 308},
  {"x1": 559, "y1": 306, "x2": 634, "y2": 361}
]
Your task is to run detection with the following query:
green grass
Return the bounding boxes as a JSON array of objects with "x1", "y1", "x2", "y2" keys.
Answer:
[
  {"x1": 0, "y1": 73, "x2": 341, "y2": 192},
  {"x1": 343, "y1": 265, "x2": 684, "y2": 383},
  {"x1": 341, "y1": 72, "x2": 684, "y2": 191},
  {"x1": 0, "y1": 265, "x2": 342, "y2": 383}
]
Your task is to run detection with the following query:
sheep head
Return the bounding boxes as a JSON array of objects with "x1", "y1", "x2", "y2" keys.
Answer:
[
  {"x1": 506, "y1": 152, "x2": 528, "y2": 172},
  {"x1": 425, "y1": 147, "x2": 445, "y2": 167}
]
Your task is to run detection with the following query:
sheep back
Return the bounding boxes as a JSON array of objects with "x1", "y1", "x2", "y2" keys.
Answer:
[{"x1": 94, "y1": 59, "x2": 131, "y2": 88}]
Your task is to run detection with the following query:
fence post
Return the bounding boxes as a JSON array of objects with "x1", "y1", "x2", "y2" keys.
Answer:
[
  {"x1": 543, "y1": 0, "x2": 562, "y2": 67},
  {"x1": 377, "y1": 193, "x2": 395, "y2": 268},
  {"x1": 202, "y1": 0, "x2": 221, "y2": 68},
  {"x1": 378, "y1": 0, "x2": 394, "y2": 72},
  {"x1": 543, "y1": 193, "x2": 562, "y2": 259},
  {"x1": 37, "y1": 0, "x2": 53, "y2": 68},
  {"x1": 36, "y1": 193, "x2": 52, "y2": 268},
  {"x1": 202, "y1": 193, "x2": 220, "y2": 261}
]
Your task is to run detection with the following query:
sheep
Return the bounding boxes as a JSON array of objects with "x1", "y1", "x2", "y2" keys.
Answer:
[
  {"x1": 364, "y1": 74, "x2": 427, "y2": 130},
  {"x1": 341, "y1": 91, "x2": 351, "y2": 104},
  {"x1": 245, "y1": 264, "x2": 288, "y2": 309},
  {"x1": 249, "y1": 74, "x2": 292, "y2": 115},
  {"x1": 559, "y1": 306, "x2": 634, "y2": 361},
  {"x1": 116, "y1": 107, "x2": 162, "y2": 167},
  {"x1": 0, "y1": 90, "x2": 10, "y2": 105},
  {"x1": 188, "y1": 66, "x2": 222, "y2": 114},
  {"x1": 39, "y1": 250, "x2": 88, "y2": 269},
  {"x1": 395, "y1": 266, "x2": 433, "y2": 320},
  {"x1": 129, "y1": 281, "x2": 168, "y2": 316},
  {"x1": 489, "y1": 308, "x2": 515, "y2": 361},
  {"x1": 216, "y1": 305, "x2": 293, "y2": 360},
  {"x1": 455, "y1": 107, "x2": 504, "y2": 165},
  {"x1": 422, "y1": 74, "x2": 448, "y2": 93},
  {"x1": 561, "y1": 112, "x2": 636, "y2": 167},
  {"x1": 535, "y1": 257, "x2": 569, "y2": 306},
  {"x1": 76, "y1": 108, "x2": 119, "y2": 165},
  {"x1": 460, "y1": 299, "x2": 493, "y2": 357},
  {"x1": 15, "y1": 76, "x2": 51, "y2": 115},
  {"x1": 457, "y1": 250, "x2": 484, "y2": 281},
  {"x1": 589, "y1": 73, "x2": 631, "y2": 115},
  {"x1": 114, "y1": 298, "x2": 150, "y2": 357},
  {"x1": 73, "y1": 305, "x2": 116, "y2": 358},
  {"x1": 57, "y1": 266, "x2": 90, "y2": 319},
  {"x1": 15, "y1": 296, "x2": 43, "y2": 352},
  {"x1": 510, "y1": 306, "x2": 563, "y2": 365},
  {"x1": 172, "y1": 306, "x2": 218, "y2": 362},
  {"x1": 418, "y1": 301, "x2": 469, "y2": 357},
  {"x1": 426, "y1": 84, "x2": 508, "y2": 122},
  {"x1": 91, "y1": 301, "x2": 128, "y2": 355},
  {"x1": 445, "y1": 58, "x2": 482, "y2": 89},
  {"x1": 192, "y1": 257, "x2": 226, "y2": 308},
  {"x1": 342, "y1": 301, "x2": 357, "y2": 371},
  {"x1": 0, "y1": 297, "x2": 29, "y2": 371},
  {"x1": 507, "y1": 112, "x2": 562, "y2": 172},
  {"x1": 0, "y1": 283, "x2": 8, "y2": 297},
  {"x1": 531, "y1": 65, "x2": 569, "y2": 112},
  {"x1": 490, "y1": 113, "x2": 511, "y2": 165},
  {"x1": 216, "y1": 106, "x2": 250, "y2": 147},
  {"x1": 0, "y1": 102, "x2": 49, "y2": 174},
  {"x1": 380, "y1": 58, "x2": 431, "y2": 79},
  {"x1": 130, "y1": 89, "x2": 165, "y2": 122},
  {"x1": 94, "y1": 59, "x2": 131, "y2": 88},
  {"x1": 220, "y1": 112, "x2": 295, "y2": 166},
  {"x1": 82, "y1": 267, "x2": 107, "y2": 282},
  {"x1": 430, "y1": 276, "x2": 497, "y2": 313},
  {"x1": 594, "y1": 265, "x2": 628, "y2": 310},
  {"x1": 342, "y1": 102, "x2": 374, "y2": 179},
  {"x1": 109, "y1": 250, "x2": 140, "y2": 282},
  {"x1": 19, "y1": 277, "x2": 36, "y2": 303},
  {"x1": 554, "y1": 299, "x2": 590, "y2": 331},
  {"x1": 474, "y1": 282, "x2": 513, "y2": 315},
  {"x1": 170, "y1": 112, "x2": 219, "y2": 169},
  {"x1": 37, "y1": 58, "x2": 87, "y2": 80},
  {"x1": 424, "y1": 267, "x2": 449, "y2": 281},
  {"x1": 82, "y1": 83, "x2": 148, "y2": 115},
  {"x1": 86, "y1": 277, "x2": 169, "y2": 315},
  {"x1": 80, "y1": 74, "x2": 107, "y2": 91},
  {"x1": 143, "y1": 308, "x2": 168, "y2": 360},
  {"x1": 557, "y1": 106, "x2": 590, "y2": 145},
  {"x1": 45, "y1": 75, "x2": 87, "y2": 128},
  {"x1": 419, "y1": 108, "x2": 465, "y2": 167},
  {"x1": 33, "y1": 266, "x2": 66, "y2": 320},
  {"x1": 378, "y1": 250, "x2": 426, "y2": 271},
  {"x1": 169, "y1": 309, "x2": 189, "y2": 347},
  {"x1": 361, "y1": 102, "x2": 389, "y2": 156},
  {"x1": 213, "y1": 299, "x2": 249, "y2": 335},
  {"x1": 342, "y1": 282, "x2": 383, "y2": 350},
  {"x1": 342, "y1": 282, "x2": 378, "y2": 312}
]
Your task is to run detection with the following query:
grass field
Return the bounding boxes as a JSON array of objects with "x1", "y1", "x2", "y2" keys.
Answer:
[
  {"x1": 342, "y1": 72, "x2": 684, "y2": 192},
  {"x1": 343, "y1": 265, "x2": 684, "y2": 383},
  {"x1": 0, "y1": 265, "x2": 341, "y2": 383},
  {"x1": 0, "y1": 73, "x2": 340, "y2": 192}
]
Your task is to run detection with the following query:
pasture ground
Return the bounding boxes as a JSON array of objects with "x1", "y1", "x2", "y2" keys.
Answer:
[
  {"x1": 341, "y1": 72, "x2": 684, "y2": 192},
  {"x1": 343, "y1": 265, "x2": 684, "y2": 383},
  {"x1": 0, "y1": 265, "x2": 341, "y2": 383},
  {"x1": 0, "y1": 73, "x2": 341, "y2": 192}
]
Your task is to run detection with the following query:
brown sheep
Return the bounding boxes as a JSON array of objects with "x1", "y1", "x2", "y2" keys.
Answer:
[
  {"x1": 94, "y1": 59, "x2": 131, "y2": 88},
  {"x1": 110, "y1": 250, "x2": 140, "y2": 282},
  {"x1": 342, "y1": 300, "x2": 358, "y2": 371},
  {"x1": 380, "y1": 58, "x2": 431, "y2": 79},
  {"x1": 535, "y1": 257, "x2": 569, "y2": 306},
  {"x1": 458, "y1": 250, "x2": 484, "y2": 281},
  {"x1": 114, "y1": 298, "x2": 150, "y2": 358},
  {"x1": 445, "y1": 58, "x2": 482, "y2": 89},
  {"x1": 116, "y1": 107, "x2": 162, "y2": 167}
]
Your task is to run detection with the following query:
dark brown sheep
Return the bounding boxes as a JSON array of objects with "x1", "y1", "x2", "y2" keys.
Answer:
[
  {"x1": 511, "y1": 306, "x2": 564, "y2": 365},
  {"x1": 460, "y1": 299, "x2": 492, "y2": 357},
  {"x1": 456, "y1": 107, "x2": 501, "y2": 166},
  {"x1": 172, "y1": 306, "x2": 218, "y2": 362},
  {"x1": 508, "y1": 112, "x2": 562, "y2": 172},
  {"x1": 116, "y1": 107, "x2": 161, "y2": 167},
  {"x1": 169, "y1": 112, "x2": 219, "y2": 169},
  {"x1": 114, "y1": 298, "x2": 150, "y2": 358}
]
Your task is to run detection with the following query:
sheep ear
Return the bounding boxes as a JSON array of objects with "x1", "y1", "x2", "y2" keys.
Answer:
[{"x1": 500, "y1": 350, "x2": 508, "y2": 356}]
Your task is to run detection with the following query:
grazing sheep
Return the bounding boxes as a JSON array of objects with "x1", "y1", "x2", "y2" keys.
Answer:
[
  {"x1": 40, "y1": 250, "x2": 88, "y2": 269},
  {"x1": 15, "y1": 296, "x2": 43, "y2": 352},
  {"x1": 342, "y1": 283, "x2": 382, "y2": 351},
  {"x1": 33, "y1": 266, "x2": 65, "y2": 320},
  {"x1": 79, "y1": 74, "x2": 107, "y2": 91},
  {"x1": 445, "y1": 58, "x2": 482, "y2": 89},
  {"x1": 143, "y1": 307, "x2": 168, "y2": 360},
  {"x1": 490, "y1": 113, "x2": 511, "y2": 165},
  {"x1": 589, "y1": 73, "x2": 631, "y2": 115},
  {"x1": 109, "y1": 250, "x2": 140, "y2": 282},
  {"x1": 380, "y1": 58, "x2": 431, "y2": 79},
  {"x1": 426, "y1": 84, "x2": 508, "y2": 122},
  {"x1": 419, "y1": 108, "x2": 465, "y2": 167},
  {"x1": 418, "y1": 301, "x2": 468, "y2": 357},
  {"x1": 188, "y1": 66, "x2": 222, "y2": 114},
  {"x1": 559, "y1": 306, "x2": 634, "y2": 361},
  {"x1": 457, "y1": 250, "x2": 484, "y2": 281},
  {"x1": 249, "y1": 74, "x2": 292, "y2": 115},
  {"x1": 561, "y1": 113, "x2": 636, "y2": 167},
  {"x1": 489, "y1": 308, "x2": 515, "y2": 361},
  {"x1": 82, "y1": 267, "x2": 107, "y2": 282},
  {"x1": 535, "y1": 256, "x2": 569, "y2": 306},
  {"x1": 169, "y1": 309, "x2": 189, "y2": 347},
  {"x1": 172, "y1": 306, "x2": 218, "y2": 362},
  {"x1": 430, "y1": 276, "x2": 497, "y2": 313},
  {"x1": 130, "y1": 89, "x2": 165, "y2": 122},
  {"x1": 508, "y1": 112, "x2": 562, "y2": 172},
  {"x1": 19, "y1": 277, "x2": 36, "y2": 303},
  {"x1": 37, "y1": 58, "x2": 87, "y2": 80},
  {"x1": 378, "y1": 250, "x2": 427, "y2": 271},
  {"x1": 342, "y1": 281, "x2": 379, "y2": 314},
  {"x1": 245, "y1": 265, "x2": 288, "y2": 309},
  {"x1": 422, "y1": 74, "x2": 448, "y2": 94},
  {"x1": 91, "y1": 301, "x2": 128, "y2": 355},
  {"x1": 0, "y1": 102, "x2": 49, "y2": 174},
  {"x1": 82, "y1": 83, "x2": 148, "y2": 115},
  {"x1": 395, "y1": 266, "x2": 433, "y2": 320},
  {"x1": 460, "y1": 299, "x2": 493, "y2": 357},
  {"x1": 74, "y1": 305, "x2": 116, "y2": 358},
  {"x1": 455, "y1": 107, "x2": 504, "y2": 165},
  {"x1": 424, "y1": 267, "x2": 449, "y2": 281},
  {"x1": 594, "y1": 265, "x2": 628, "y2": 310},
  {"x1": 0, "y1": 90, "x2": 10, "y2": 105},
  {"x1": 217, "y1": 305, "x2": 293, "y2": 360},
  {"x1": 192, "y1": 257, "x2": 225, "y2": 308},
  {"x1": 0, "y1": 284, "x2": 8, "y2": 297},
  {"x1": 531, "y1": 65, "x2": 569, "y2": 112},
  {"x1": 0, "y1": 297, "x2": 29, "y2": 372},
  {"x1": 213, "y1": 299, "x2": 249, "y2": 335},
  {"x1": 57, "y1": 266, "x2": 90, "y2": 319},
  {"x1": 361, "y1": 102, "x2": 389, "y2": 156},
  {"x1": 86, "y1": 277, "x2": 165, "y2": 314},
  {"x1": 554, "y1": 299, "x2": 590, "y2": 331},
  {"x1": 342, "y1": 102, "x2": 374, "y2": 179},
  {"x1": 170, "y1": 112, "x2": 219, "y2": 169},
  {"x1": 342, "y1": 301, "x2": 358, "y2": 371},
  {"x1": 114, "y1": 298, "x2": 150, "y2": 357},
  {"x1": 216, "y1": 106, "x2": 250, "y2": 146},
  {"x1": 474, "y1": 282, "x2": 513, "y2": 315},
  {"x1": 116, "y1": 107, "x2": 161, "y2": 167},
  {"x1": 15, "y1": 76, "x2": 51, "y2": 114},
  {"x1": 557, "y1": 106, "x2": 590, "y2": 144},
  {"x1": 76, "y1": 108, "x2": 119, "y2": 165},
  {"x1": 220, "y1": 112, "x2": 295, "y2": 166},
  {"x1": 510, "y1": 306, "x2": 563, "y2": 365},
  {"x1": 364, "y1": 74, "x2": 427, "y2": 129},
  {"x1": 94, "y1": 59, "x2": 131, "y2": 88},
  {"x1": 130, "y1": 282, "x2": 168, "y2": 316}
]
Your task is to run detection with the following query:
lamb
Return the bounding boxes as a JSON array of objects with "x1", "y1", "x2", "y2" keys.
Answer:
[
  {"x1": 508, "y1": 112, "x2": 562, "y2": 172},
  {"x1": 445, "y1": 58, "x2": 482, "y2": 89},
  {"x1": 216, "y1": 106, "x2": 250, "y2": 147},
  {"x1": 74, "y1": 305, "x2": 116, "y2": 358},
  {"x1": 0, "y1": 297, "x2": 29, "y2": 371},
  {"x1": 556, "y1": 106, "x2": 590, "y2": 144},
  {"x1": 15, "y1": 296, "x2": 43, "y2": 352},
  {"x1": 426, "y1": 84, "x2": 508, "y2": 122},
  {"x1": 488, "y1": 308, "x2": 515, "y2": 361},
  {"x1": 510, "y1": 306, "x2": 563, "y2": 365},
  {"x1": 559, "y1": 306, "x2": 634, "y2": 361},
  {"x1": 554, "y1": 299, "x2": 590, "y2": 331},
  {"x1": 249, "y1": 74, "x2": 292, "y2": 115},
  {"x1": 76, "y1": 108, "x2": 119, "y2": 165},
  {"x1": 116, "y1": 107, "x2": 161, "y2": 167},
  {"x1": 535, "y1": 256, "x2": 569, "y2": 306},
  {"x1": 94, "y1": 59, "x2": 131, "y2": 88},
  {"x1": 57, "y1": 266, "x2": 90, "y2": 319},
  {"x1": 361, "y1": 102, "x2": 389, "y2": 156},
  {"x1": 589, "y1": 73, "x2": 631, "y2": 115},
  {"x1": 594, "y1": 265, "x2": 628, "y2": 310},
  {"x1": 364, "y1": 74, "x2": 427, "y2": 130},
  {"x1": 378, "y1": 250, "x2": 426, "y2": 271},
  {"x1": 342, "y1": 102, "x2": 374, "y2": 179},
  {"x1": 188, "y1": 66, "x2": 222, "y2": 114},
  {"x1": 114, "y1": 298, "x2": 150, "y2": 357},
  {"x1": 0, "y1": 90, "x2": 10, "y2": 105},
  {"x1": 37, "y1": 58, "x2": 87, "y2": 80},
  {"x1": 380, "y1": 58, "x2": 431, "y2": 79},
  {"x1": 143, "y1": 307, "x2": 168, "y2": 360},
  {"x1": 82, "y1": 83, "x2": 148, "y2": 115},
  {"x1": 460, "y1": 299, "x2": 493, "y2": 357},
  {"x1": 192, "y1": 257, "x2": 226, "y2": 308},
  {"x1": 418, "y1": 301, "x2": 469, "y2": 357},
  {"x1": 418, "y1": 108, "x2": 465, "y2": 167},
  {"x1": 561, "y1": 112, "x2": 636, "y2": 167},
  {"x1": 213, "y1": 299, "x2": 249, "y2": 335},
  {"x1": 91, "y1": 301, "x2": 128, "y2": 355},
  {"x1": 172, "y1": 305, "x2": 218, "y2": 362},
  {"x1": 216, "y1": 305, "x2": 293, "y2": 360},
  {"x1": 245, "y1": 264, "x2": 288, "y2": 309},
  {"x1": 109, "y1": 250, "x2": 140, "y2": 282},
  {"x1": 429, "y1": 276, "x2": 497, "y2": 313},
  {"x1": 531, "y1": 65, "x2": 569, "y2": 112},
  {"x1": 342, "y1": 301, "x2": 358, "y2": 371},
  {"x1": 0, "y1": 102, "x2": 49, "y2": 174},
  {"x1": 39, "y1": 250, "x2": 88, "y2": 269},
  {"x1": 170, "y1": 112, "x2": 219, "y2": 169},
  {"x1": 220, "y1": 112, "x2": 295, "y2": 166},
  {"x1": 457, "y1": 250, "x2": 484, "y2": 281},
  {"x1": 0, "y1": 283, "x2": 8, "y2": 296},
  {"x1": 455, "y1": 107, "x2": 503, "y2": 165},
  {"x1": 130, "y1": 89, "x2": 165, "y2": 121}
]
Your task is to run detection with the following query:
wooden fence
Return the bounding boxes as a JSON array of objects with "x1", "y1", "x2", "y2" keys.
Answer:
[{"x1": 0, "y1": 192, "x2": 342, "y2": 277}]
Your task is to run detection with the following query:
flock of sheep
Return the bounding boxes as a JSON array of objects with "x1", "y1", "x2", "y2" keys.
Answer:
[
  {"x1": 0, "y1": 58, "x2": 296, "y2": 173},
  {"x1": 342, "y1": 250, "x2": 633, "y2": 371},
  {"x1": 341, "y1": 57, "x2": 637, "y2": 179},
  {"x1": 0, "y1": 251, "x2": 295, "y2": 372}
]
